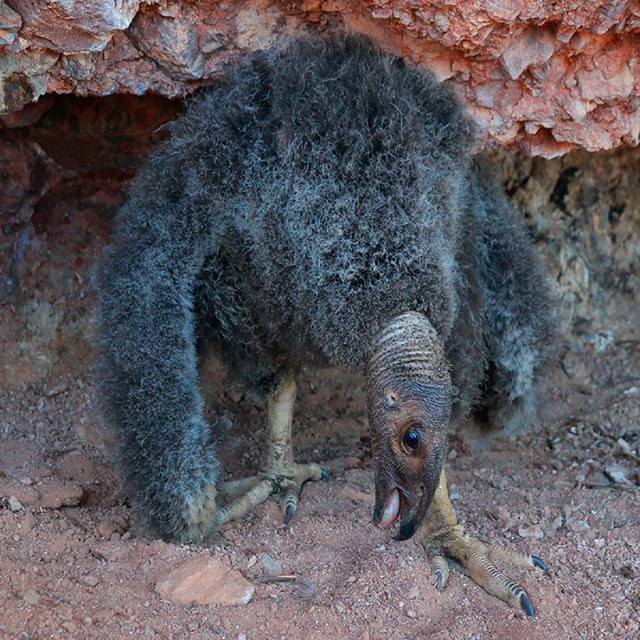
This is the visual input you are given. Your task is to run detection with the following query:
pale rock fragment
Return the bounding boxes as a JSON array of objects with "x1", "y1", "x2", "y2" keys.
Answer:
[
  {"x1": 500, "y1": 27, "x2": 555, "y2": 80},
  {"x1": 156, "y1": 557, "x2": 254, "y2": 606},
  {"x1": 259, "y1": 553, "x2": 282, "y2": 577},
  {"x1": 576, "y1": 67, "x2": 635, "y2": 101},
  {"x1": 518, "y1": 524, "x2": 544, "y2": 539},
  {"x1": 0, "y1": 1, "x2": 21, "y2": 46}
]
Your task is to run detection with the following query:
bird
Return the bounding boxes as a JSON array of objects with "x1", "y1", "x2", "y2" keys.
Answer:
[{"x1": 96, "y1": 33, "x2": 556, "y2": 615}]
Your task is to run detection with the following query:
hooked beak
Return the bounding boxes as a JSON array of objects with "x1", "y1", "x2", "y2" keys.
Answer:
[
  {"x1": 372, "y1": 433, "x2": 447, "y2": 540},
  {"x1": 372, "y1": 471, "x2": 441, "y2": 540}
]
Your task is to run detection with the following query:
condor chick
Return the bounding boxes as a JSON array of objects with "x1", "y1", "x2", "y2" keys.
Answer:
[{"x1": 97, "y1": 34, "x2": 556, "y2": 615}]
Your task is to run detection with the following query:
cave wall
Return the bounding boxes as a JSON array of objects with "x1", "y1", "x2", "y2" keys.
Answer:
[{"x1": 1, "y1": 0, "x2": 639, "y2": 156}]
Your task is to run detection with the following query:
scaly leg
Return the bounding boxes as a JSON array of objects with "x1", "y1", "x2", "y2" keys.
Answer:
[
  {"x1": 416, "y1": 469, "x2": 546, "y2": 616},
  {"x1": 217, "y1": 377, "x2": 326, "y2": 525}
]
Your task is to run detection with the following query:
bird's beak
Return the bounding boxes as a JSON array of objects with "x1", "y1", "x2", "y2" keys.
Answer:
[
  {"x1": 393, "y1": 472, "x2": 439, "y2": 541},
  {"x1": 372, "y1": 427, "x2": 448, "y2": 539}
]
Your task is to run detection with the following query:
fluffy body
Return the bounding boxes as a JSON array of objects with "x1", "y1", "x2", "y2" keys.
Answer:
[{"x1": 97, "y1": 35, "x2": 555, "y2": 541}]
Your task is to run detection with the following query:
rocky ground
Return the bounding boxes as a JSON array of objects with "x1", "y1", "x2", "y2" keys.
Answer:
[{"x1": 1, "y1": 338, "x2": 638, "y2": 640}]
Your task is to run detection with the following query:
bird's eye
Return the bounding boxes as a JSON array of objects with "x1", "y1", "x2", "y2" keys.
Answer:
[{"x1": 402, "y1": 428, "x2": 421, "y2": 452}]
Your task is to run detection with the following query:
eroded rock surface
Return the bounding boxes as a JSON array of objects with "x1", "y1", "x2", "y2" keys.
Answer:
[{"x1": 1, "y1": 0, "x2": 639, "y2": 156}]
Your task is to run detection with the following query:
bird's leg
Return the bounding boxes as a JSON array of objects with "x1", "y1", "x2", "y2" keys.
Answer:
[
  {"x1": 416, "y1": 469, "x2": 546, "y2": 616},
  {"x1": 262, "y1": 377, "x2": 328, "y2": 522},
  {"x1": 217, "y1": 377, "x2": 325, "y2": 525}
]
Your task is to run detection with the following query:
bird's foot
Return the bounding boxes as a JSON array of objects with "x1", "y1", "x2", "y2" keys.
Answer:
[
  {"x1": 414, "y1": 470, "x2": 545, "y2": 616},
  {"x1": 217, "y1": 462, "x2": 327, "y2": 525},
  {"x1": 217, "y1": 376, "x2": 327, "y2": 526},
  {"x1": 419, "y1": 523, "x2": 545, "y2": 616}
]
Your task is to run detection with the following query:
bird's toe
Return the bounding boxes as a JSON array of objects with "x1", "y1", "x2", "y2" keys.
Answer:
[
  {"x1": 520, "y1": 592, "x2": 535, "y2": 617},
  {"x1": 531, "y1": 555, "x2": 546, "y2": 573},
  {"x1": 432, "y1": 554, "x2": 450, "y2": 592}
]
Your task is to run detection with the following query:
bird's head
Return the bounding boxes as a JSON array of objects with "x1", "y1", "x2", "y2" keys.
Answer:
[{"x1": 366, "y1": 312, "x2": 451, "y2": 540}]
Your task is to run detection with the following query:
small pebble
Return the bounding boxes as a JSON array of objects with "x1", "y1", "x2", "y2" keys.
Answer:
[
  {"x1": 95, "y1": 609, "x2": 115, "y2": 621},
  {"x1": 605, "y1": 465, "x2": 628, "y2": 484},
  {"x1": 47, "y1": 382, "x2": 68, "y2": 396},
  {"x1": 259, "y1": 553, "x2": 282, "y2": 577},
  {"x1": 568, "y1": 519, "x2": 590, "y2": 533},
  {"x1": 155, "y1": 557, "x2": 254, "y2": 606},
  {"x1": 90, "y1": 544, "x2": 126, "y2": 562},
  {"x1": 23, "y1": 588, "x2": 40, "y2": 606},
  {"x1": 615, "y1": 438, "x2": 631, "y2": 456},
  {"x1": 407, "y1": 585, "x2": 419, "y2": 600},
  {"x1": 493, "y1": 506, "x2": 510, "y2": 522},
  {"x1": 8, "y1": 496, "x2": 23, "y2": 512},
  {"x1": 96, "y1": 522, "x2": 114, "y2": 538},
  {"x1": 80, "y1": 575, "x2": 99, "y2": 588},
  {"x1": 23, "y1": 513, "x2": 37, "y2": 533},
  {"x1": 518, "y1": 524, "x2": 544, "y2": 539},
  {"x1": 406, "y1": 609, "x2": 417, "y2": 619}
]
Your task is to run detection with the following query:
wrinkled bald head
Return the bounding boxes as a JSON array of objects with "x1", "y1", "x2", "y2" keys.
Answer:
[{"x1": 366, "y1": 312, "x2": 451, "y2": 540}]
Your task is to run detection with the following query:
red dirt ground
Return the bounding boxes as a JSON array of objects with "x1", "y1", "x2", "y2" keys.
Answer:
[{"x1": 1, "y1": 340, "x2": 638, "y2": 639}]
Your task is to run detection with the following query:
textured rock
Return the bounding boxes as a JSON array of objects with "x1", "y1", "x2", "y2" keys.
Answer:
[
  {"x1": 156, "y1": 557, "x2": 254, "y2": 606},
  {"x1": 518, "y1": 524, "x2": 544, "y2": 539},
  {"x1": 259, "y1": 553, "x2": 283, "y2": 577},
  {"x1": 1, "y1": 0, "x2": 639, "y2": 155},
  {"x1": 127, "y1": 6, "x2": 205, "y2": 81},
  {"x1": 8, "y1": 0, "x2": 139, "y2": 52},
  {"x1": 488, "y1": 147, "x2": 640, "y2": 342},
  {"x1": 0, "y1": 477, "x2": 84, "y2": 509},
  {"x1": 0, "y1": 2, "x2": 21, "y2": 47},
  {"x1": 500, "y1": 27, "x2": 555, "y2": 80}
]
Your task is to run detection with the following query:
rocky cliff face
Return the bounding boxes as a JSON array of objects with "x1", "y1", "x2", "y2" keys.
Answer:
[
  {"x1": 2, "y1": 0, "x2": 639, "y2": 155},
  {"x1": 1, "y1": 1, "x2": 639, "y2": 387}
]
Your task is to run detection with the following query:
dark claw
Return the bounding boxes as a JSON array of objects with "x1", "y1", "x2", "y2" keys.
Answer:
[
  {"x1": 320, "y1": 467, "x2": 330, "y2": 481},
  {"x1": 435, "y1": 569, "x2": 445, "y2": 592},
  {"x1": 520, "y1": 592, "x2": 535, "y2": 617},
  {"x1": 283, "y1": 503, "x2": 295, "y2": 525},
  {"x1": 531, "y1": 555, "x2": 546, "y2": 573}
]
